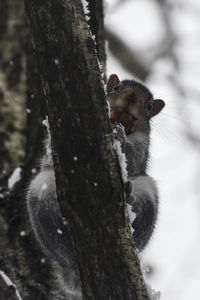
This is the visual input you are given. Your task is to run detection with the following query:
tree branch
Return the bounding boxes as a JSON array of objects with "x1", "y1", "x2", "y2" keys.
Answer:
[
  {"x1": 88, "y1": 0, "x2": 106, "y2": 74},
  {"x1": 106, "y1": 29, "x2": 150, "y2": 81}
]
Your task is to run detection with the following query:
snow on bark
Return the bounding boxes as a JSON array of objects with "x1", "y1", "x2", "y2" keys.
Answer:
[
  {"x1": 145, "y1": 283, "x2": 161, "y2": 300},
  {"x1": 81, "y1": 0, "x2": 90, "y2": 17},
  {"x1": 114, "y1": 137, "x2": 128, "y2": 183},
  {"x1": 0, "y1": 271, "x2": 22, "y2": 300},
  {"x1": 8, "y1": 167, "x2": 22, "y2": 189}
]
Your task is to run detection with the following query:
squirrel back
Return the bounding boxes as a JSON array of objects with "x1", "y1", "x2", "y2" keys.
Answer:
[{"x1": 27, "y1": 141, "x2": 82, "y2": 299}]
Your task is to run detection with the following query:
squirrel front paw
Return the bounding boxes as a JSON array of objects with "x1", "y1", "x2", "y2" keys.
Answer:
[{"x1": 112, "y1": 123, "x2": 126, "y2": 145}]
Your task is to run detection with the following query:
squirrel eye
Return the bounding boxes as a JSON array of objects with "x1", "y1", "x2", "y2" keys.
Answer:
[
  {"x1": 146, "y1": 103, "x2": 153, "y2": 113},
  {"x1": 112, "y1": 84, "x2": 120, "y2": 92}
]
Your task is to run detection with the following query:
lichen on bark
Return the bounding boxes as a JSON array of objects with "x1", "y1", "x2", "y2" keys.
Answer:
[{"x1": 0, "y1": 0, "x2": 27, "y2": 184}]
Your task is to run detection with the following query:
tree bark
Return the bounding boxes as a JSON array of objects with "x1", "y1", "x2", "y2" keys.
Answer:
[
  {"x1": 0, "y1": 2, "x2": 58, "y2": 300},
  {"x1": 0, "y1": 0, "x2": 27, "y2": 185},
  {"x1": 25, "y1": 1, "x2": 149, "y2": 300},
  {"x1": 88, "y1": 0, "x2": 106, "y2": 75}
]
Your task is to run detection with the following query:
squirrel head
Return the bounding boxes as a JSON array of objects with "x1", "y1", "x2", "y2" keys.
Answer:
[{"x1": 106, "y1": 74, "x2": 165, "y2": 135}]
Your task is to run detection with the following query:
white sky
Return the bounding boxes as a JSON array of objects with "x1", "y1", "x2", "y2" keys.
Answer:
[{"x1": 105, "y1": 0, "x2": 200, "y2": 299}]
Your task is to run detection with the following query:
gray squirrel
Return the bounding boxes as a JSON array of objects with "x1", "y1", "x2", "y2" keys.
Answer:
[
  {"x1": 26, "y1": 74, "x2": 165, "y2": 299},
  {"x1": 106, "y1": 74, "x2": 165, "y2": 250}
]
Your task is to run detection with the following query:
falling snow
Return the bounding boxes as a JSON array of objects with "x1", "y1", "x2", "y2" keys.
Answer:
[
  {"x1": 8, "y1": 167, "x2": 22, "y2": 189},
  {"x1": 57, "y1": 229, "x2": 63, "y2": 235}
]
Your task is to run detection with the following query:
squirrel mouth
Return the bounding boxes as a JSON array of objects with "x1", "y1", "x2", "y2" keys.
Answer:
[
  {"x1": 125, "y1": 127, "x2": 135, "y2": 135},
  {"x1": 110, "y1": 109, "x2": 137, "y2": 135}
]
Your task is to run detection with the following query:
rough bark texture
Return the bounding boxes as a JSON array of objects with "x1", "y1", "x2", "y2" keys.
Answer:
[
  {"x1": 24, "y1": 39, "x2": 47, "y2": 176},
  {"x1": 0, "y1": 0, "x2": 27, "y2": 185},
  {"x1": 0, "y1": 273, "x2": 19, "y2": 300},
  {"x1": 25, "y1": 0, "x2": 149, "y2": 299},
  {"x1": 0, "y1": 2, "x2": 56, "y2": 300},
  {"x1": 88, "y1": 0, "x2": 106, "y2": 75}
]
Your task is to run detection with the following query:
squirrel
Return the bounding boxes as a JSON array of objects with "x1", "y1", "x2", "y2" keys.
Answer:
[
  {"x1": 26, "y1": 74, "x2": 165, "y2": 299},
  {"x1": 106, "y1": 74, "x2": 165, "y2": 250}
]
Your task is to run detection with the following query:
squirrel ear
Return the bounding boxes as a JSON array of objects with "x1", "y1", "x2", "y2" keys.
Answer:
[
  {"x1": 150, "y1": 99, "x2": 165, "y2": 118},
  {"x1": 106, "y1": 74, "x2": 120, "y2": 93}
]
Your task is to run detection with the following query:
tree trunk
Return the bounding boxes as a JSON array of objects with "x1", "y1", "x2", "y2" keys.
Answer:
[{"x1": 25, "y1": 1, "x2": 149, "y2": 300}]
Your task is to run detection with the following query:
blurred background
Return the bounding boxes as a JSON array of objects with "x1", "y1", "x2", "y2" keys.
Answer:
[
  {"x1": 104, "y1": 0, "x2": 200, "y2": 299},
  {"x1": 0, "y1": 0, "x2": 200, "y2": 298}
]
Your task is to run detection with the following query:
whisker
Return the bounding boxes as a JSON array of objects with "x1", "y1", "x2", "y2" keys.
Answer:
[
  {"x1": 160, "y1": 112, "x2": 185, "y2": 123},
  {"x1": 150, "y1": 120, "x2": 169, "y2": 144},
  {"x1": 150, "y1": 118, "x2": 185, "y2": 146}
]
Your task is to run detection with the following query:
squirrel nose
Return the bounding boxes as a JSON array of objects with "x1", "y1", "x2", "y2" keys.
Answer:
[
  {"x1": 132, "y1": 115, "x2": 138, "y2": 121},
  {"x1": 128, "y1": 108, "x2": 138, "y2": 121}
]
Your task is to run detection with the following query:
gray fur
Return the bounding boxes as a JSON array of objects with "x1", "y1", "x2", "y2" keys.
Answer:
[
  {"x1": 127, "y1": 175, "x2": 158, "y2": 251},
  {"x1": 27, "y1": 141, "x2": 82, "y2": 299},
  {"x1": 26, "y1": 126, "x2": 158, "y2": 297},
  {"x1": 123, "y1": 129, "x2": 158, "y2": 251}
]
